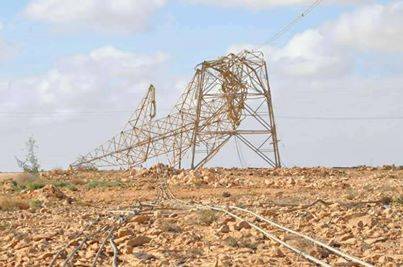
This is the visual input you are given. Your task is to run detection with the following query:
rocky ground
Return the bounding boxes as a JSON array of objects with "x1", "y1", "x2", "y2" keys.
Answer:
[{"x1": 0, "y1": 166, "x2": 402, "y2": 266}]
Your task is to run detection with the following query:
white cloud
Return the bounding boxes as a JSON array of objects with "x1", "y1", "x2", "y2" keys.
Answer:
[
  {"x1": 0, "y1": 47, "x2": 182, "y2": 171},
  {"x1": 186, "y1": 0, "x2": 307, "y2": 9},
  {"x1": 230, "y1": 1, "x2": 403, "y2": 79},
  {"x1": 267, "y1": 29, "x2": 352, "y2": 78},
  {"x1": 24, "y1": 0, "x2": 167, "y2": 34},
  {"x1": 229, "y1": 33, "x2": 352, "y2": 79},
  {"x1": 23, "y1": 0, "x2": 372, "y2": 34},
  {"x1": 227, "y1": 1, "x2": 403, "y2": 166},
  {"x1": 184, "y1": 0, "x2": 370, "y2": 9},
  {"x1": 0, "y1": 47, "x2": 169, "y2": 124},
  {"x1": 273, "y1": 30, "x2": 351, "y2": 77},
  {"x1": 328, "y1": 1, "x2": 403, "y2": 52}
]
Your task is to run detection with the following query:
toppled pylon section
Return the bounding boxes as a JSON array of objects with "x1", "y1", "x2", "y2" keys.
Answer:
[{"x1": 72, "y1": 50, "x2": 281, "y2": 170}]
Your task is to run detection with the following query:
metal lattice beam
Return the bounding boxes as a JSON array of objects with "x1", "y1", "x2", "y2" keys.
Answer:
[{"x1": 71, "y1": 50, "x2": 281, "y2": 169}]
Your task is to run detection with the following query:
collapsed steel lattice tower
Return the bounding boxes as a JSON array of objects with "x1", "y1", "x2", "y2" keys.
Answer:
[{"x1": 72, "y1": 50, "x2": 281, "y2": 169}]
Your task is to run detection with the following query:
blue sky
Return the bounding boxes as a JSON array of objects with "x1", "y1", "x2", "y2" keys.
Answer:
[
  {"x1": 0, "y1": 1, "x2": 354, "y2": 77},
  {"x1": 0, "y1": 0, "x2": 402, "y2": 171}
]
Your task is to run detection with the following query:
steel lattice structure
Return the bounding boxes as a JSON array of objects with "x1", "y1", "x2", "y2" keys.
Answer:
[{"x1": 72, "y1": 50, "x2": 281, "y2": 169}]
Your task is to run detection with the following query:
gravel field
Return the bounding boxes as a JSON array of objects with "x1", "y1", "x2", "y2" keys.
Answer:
[{"x1": 0, "y1": 166, "x2": 402, "y2": 266}]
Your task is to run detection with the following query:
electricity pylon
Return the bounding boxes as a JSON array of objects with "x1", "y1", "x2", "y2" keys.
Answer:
[{"x1": 72, "y1": 50, "x2": 281, "y2": 169}]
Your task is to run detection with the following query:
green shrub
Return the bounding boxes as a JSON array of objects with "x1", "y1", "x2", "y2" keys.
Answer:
[
  {"x1": 86, "y1": 180, "x2": 123, "y2": 189},
  {"x1": 15, "y1": 137, "x2": 41, "y2": 174},
  {"x1": 11, "y1": 180, "x2": 24, "y2": 192},
  {"x1": 53, "y1": 181, "x2": 77, "y2": 191},
  {"x1": 10, "y1": 178, "x2": 46, "y2": 191},
  {"x1": 29, "y1": 199, "x2": 43, "y2": 210},
  {"x1": 25, "y1": 181, "x2": 45, "y2": 190}
]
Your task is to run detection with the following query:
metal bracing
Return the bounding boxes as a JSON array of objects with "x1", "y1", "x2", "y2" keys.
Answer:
[{"x1": 72, "y1": 50, "x2": 281, "y2": 170}]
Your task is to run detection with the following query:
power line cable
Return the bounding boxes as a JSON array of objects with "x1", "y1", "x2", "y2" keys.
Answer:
[
  {"x1": 1, "y1": 111, "x2": 402, "y2": 121},
  {"x1": 276, "y1": 116, "x2": 403, "y2": 121},
  {"x1": 259, "y1": 0, "x2": 323, "y2": 47},
  {"x1": 234, "y1": 137, "x2": 246, "y2": 168}
]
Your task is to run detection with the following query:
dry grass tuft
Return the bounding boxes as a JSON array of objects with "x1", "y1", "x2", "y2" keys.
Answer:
[{"x1": 0, "y1": 196, "x2": 29, "y2": 211}]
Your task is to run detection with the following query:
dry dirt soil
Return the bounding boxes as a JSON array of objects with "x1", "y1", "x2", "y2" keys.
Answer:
[{"x1": 0, "y1": 166, "x2": 402, "y2": 267}]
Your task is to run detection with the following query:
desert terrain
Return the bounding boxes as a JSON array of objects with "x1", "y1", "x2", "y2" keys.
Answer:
[{"x1": 0, "y1": 166, "x2": 402, "y2": 266}]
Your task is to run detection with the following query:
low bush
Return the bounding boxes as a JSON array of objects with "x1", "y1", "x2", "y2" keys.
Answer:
[
  {"x1": 53, "y1": 180, "x2": 77, "y2": 191},
  {"x1": 10, "y1": 179, "x2": 45, "y2": 191},
  {"x1": 25, "y1": 181, "x2": 46, "y2": 190},
  {"x1": 86, "y1": 180, "x2": 123, "y2": 189},
  {"x1": 29, "y1": 199, "x2": 43, "y2": 210}
]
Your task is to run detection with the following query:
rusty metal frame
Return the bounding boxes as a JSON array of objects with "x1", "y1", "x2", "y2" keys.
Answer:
[{"x1": 72, "y1": 50, "x2": 281, "y2": 169}]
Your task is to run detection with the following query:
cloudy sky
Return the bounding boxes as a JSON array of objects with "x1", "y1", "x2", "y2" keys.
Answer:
[{"x1": 0, "y1": 0, "x2": 402, "y2": 171}]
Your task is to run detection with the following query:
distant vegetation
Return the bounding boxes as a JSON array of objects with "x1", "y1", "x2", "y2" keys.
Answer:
[
  {"x1": 86, "y1": 179, "x2": 123, "y2": 189},
  {"x1": 15, "y1": 136, "x2": 41, "y2": 174}
]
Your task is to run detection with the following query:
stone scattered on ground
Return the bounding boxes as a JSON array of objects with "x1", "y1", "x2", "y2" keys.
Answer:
[{"x1": 0, "y1": 166, "x2": 402, "y2": 266}]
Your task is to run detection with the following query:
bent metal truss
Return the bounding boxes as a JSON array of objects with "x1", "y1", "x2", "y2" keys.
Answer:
[{"x1": 72, "y1": 50, "x2": 281, "y2": 170}]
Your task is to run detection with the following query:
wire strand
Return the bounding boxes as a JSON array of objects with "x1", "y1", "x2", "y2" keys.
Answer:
[
  {"x1": 234, "y1": 137, "x2": 246, "y2": 167},
  {"x1": 259, "y1": 0, "x2": 323, "y2": 47},
  {"x1": 1, "y1": 112, "x2": 401, "y2": 121}
]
